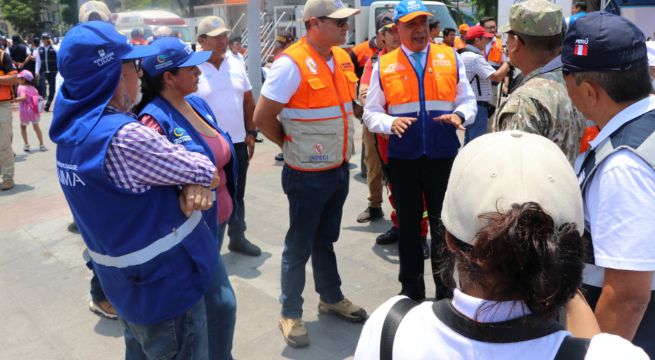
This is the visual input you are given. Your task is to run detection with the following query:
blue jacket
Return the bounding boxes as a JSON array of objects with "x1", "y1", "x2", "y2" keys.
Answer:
[
  {"x1": 55, "y1": 111, "x2": 219, "y2": 324},
  {"x1": 140, "y1": 95, "x2": 239, "y2": 232}
]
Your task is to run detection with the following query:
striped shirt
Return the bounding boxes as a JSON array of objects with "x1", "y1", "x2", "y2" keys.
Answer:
[{"x1": 105, "y1": 121, "x2": 216, "y2": 194}]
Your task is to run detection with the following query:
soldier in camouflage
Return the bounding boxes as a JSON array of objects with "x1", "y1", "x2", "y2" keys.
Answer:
[{"x1": 492, "y1": 0, "x2": 585, "y2": 165}]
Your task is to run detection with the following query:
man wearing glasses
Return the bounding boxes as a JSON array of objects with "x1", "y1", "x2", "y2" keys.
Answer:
[
  {"x1": 254, "y1": 0, "x2": 367, "y2": 348},
  {"x1": 491, "y1": 0, "x2": 584, "y2": 165}
]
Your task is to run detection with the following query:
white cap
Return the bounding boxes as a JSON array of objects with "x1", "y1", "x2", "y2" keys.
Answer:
[
  {"x1": 302, "y1": 0, "x2": 360, "y2": 22},
  {"x1": 647, "y1": 41, "x2": 655, "y2": 67},
  {"x1": 78, "y1": 1, "x2": 111, "y2": 23},
  {"x1": 197, "y1": 16, "x2": 230, "y2": 38},
  {"x1": 441, "y1": 131, "x2": 584, "y2": 245}
]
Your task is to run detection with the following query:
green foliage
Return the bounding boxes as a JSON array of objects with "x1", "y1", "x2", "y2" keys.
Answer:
[
  {"x1": 1, "y1": 0, "x2": 47, "y2": 34},
  {"x1": 472, "y1": 0, "x2": 497, "y2": 20}
]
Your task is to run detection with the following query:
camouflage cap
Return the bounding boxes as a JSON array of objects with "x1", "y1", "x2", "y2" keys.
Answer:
[{"x1": 499, "y1": 0, "x2": 563, "y2": 36}]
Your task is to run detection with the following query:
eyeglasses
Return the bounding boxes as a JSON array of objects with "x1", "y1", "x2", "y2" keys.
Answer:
[
  {"x1": 318, "y1": 16, "x2": 348, "y2": 28},
  {"x1": 123, "y1": 59, "x2": 142, "y2": 73}
]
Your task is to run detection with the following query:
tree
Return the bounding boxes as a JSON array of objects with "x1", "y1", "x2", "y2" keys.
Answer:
[
  {"x1": 472, "y1": 0, "x2": 497, "y2": 20},
  {"x1": 1, "y1": 0, "x2": 48, "y2": 34}
]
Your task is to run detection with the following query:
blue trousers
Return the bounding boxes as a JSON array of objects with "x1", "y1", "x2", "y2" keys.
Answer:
[
  {"x1": 464, "y1": 103, "x2": 489, "y2": 145},
  {"x1": 279, "y1": 164, "x2": 348, "y2": 318}
]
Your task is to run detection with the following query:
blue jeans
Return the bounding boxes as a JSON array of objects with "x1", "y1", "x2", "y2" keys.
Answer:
[
  {"x1": 203, "y1": 237, "x2": 236, "y2": 360},
  {"x1": 120, "y1": 299, "x2": 209, "y2": 360},
  {"x1": 279, "y1": 164, "x2": 348, "y2": 318},
  {"x1": 464, "y1": 104, "x2": 489, "y2": 145}
]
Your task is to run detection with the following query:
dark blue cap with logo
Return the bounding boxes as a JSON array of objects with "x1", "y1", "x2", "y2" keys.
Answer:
[
  {"x1": 562, "y1": 11, "x2": 647, "y2": 73},
  {"x1": 142, "y1": 37, "x2": 211, "y2": 77}
]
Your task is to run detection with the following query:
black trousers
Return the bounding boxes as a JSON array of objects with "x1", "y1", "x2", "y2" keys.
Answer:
[
  {"x1": 39, "y1": 71, "x2": 57, "y2": 110},
  {"x1": 583, "y1": 284, "x2": 655, "y2": 357},
  {"x1": 388, "y1": 156, "x2": 454, "y2": 301},
  {"x1": 227, "y1": 142, "x2": 248, "y2": 240}
]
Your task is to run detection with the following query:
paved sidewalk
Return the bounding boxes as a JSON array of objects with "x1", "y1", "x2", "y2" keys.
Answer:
[{"x1": 0, "y1": 112, "x2": 438, "y2": 359}]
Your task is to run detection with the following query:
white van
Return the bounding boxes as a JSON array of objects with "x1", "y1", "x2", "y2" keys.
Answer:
[{"x1": 113, "y1": 10, "x2": 193, "y2": 44}]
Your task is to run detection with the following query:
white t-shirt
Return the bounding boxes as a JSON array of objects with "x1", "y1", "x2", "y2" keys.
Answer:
[
  {"x1": 260, "y1": 54, "x2": 335, "y2": 104},
  {"x1": 355, "y1": 292, "x2": 648, "y2": 360},
  {"x1": 576, "y1": 95, "x2": 655, "y2": 290},
  {"x1": 195, "y1": 57, "x2": 252, "y2": 143}
]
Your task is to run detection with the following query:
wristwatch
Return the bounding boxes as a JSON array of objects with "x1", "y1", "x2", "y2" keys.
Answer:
[
  {"x1": 246, "y1": 129, "x2": 258, "y2": 137},
  {"x1": 454, "y1": 111, "x2": 465, "y2": 124}
]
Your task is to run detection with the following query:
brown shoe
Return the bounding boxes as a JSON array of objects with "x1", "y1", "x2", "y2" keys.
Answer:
[
  {"x1": 356, "y1": 207, "x2": 384, "y2": 223},
  {"x1": 0, "y1": 179, "x2": 14, "y2": 191},
  {"x1": 278, "y1": 317, "x2": 309, "y2": 348},
  {"x1": 89, "y1": 300, "x2": 118, "y2": 320},
  {"x1": 318, "y1": 298, "x2": 368, "y2": 322}
]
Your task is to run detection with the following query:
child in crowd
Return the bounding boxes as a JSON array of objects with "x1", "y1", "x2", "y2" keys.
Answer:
[{"x1": 15, "y1": 70, "x2": 45, "y2": 152}]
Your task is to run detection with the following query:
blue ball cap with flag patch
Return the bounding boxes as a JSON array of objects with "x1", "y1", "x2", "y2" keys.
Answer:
[
  {"x1": 562, "y1": 11, "x2": 647, "y2": 73},
  {"x1": 393, "y1": 0, "x2": 432, "y2": 23},
  {"x1": 142, "y1": 37, "x2": 212, "y2": 77}
]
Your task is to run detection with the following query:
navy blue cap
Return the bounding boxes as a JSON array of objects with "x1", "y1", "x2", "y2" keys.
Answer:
[
  {"x1": 562, "y1": 11, "x2": 647, "y2": 73},
  {"x1": 142, "y1": 37, "x2": 211, "y2": 77}
]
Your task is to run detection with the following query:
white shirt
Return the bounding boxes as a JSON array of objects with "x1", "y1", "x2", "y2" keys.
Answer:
[
  {"x1": 363, "y1": 44, "x2": 477, "y2": 134},
  {"x1": 226, "y1": 50, "x2": 245, "y2": 64},
  {"x1": 260, "y1": 54, "x2": 335, "y2": 104},
  {"x1": 354, "y1": 291, "x2": 648, "y2": 360},
  {"x1": 459, "y1": 48, "x2": 496, "y2": 102},
  {"x1": 576, "y1": 95, "x2": 655, "y2": 289},
  {"x1": 195, "y1": 57, "x2": 252, "y2": 143}
]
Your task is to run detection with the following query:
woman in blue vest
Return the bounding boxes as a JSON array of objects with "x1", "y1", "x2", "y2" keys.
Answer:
[
  {"x1": 134, "y1": 36, "x2": 238, "y2": 360},
  {"x1": 51, "y1": 22, "x2": 228, "y2": 359}
]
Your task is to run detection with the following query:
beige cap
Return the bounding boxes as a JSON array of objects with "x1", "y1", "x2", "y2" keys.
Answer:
[
  {"x1": 499, "y1": 0, "x2": 563, "y2": 36},
  {"x1": 197, "y1": 16, "x2": 230, "y2": 38},
  {"x1": 302, "y1": 0, "x2": 360, "y2": 22},
  {"x1": 78, "y1": 1, "x2": 111, "y2": 23},
  {"x1": 441, "y1": 131, "x2": 584, "y2": 245}
]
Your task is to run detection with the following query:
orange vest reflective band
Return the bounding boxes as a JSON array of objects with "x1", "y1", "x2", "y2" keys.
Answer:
[
  {"x1": 0, "y1": 50, "x2": 16, "y2": 102},
  {"x1": 454, "y1": 37, "x2": 466, "y2": 50},
  {"x1": 486, "y1": 38, "x2": 503, "y2": 65},
  {"x1": 279, "y1": 37, "x2": 358, "y2": 171},
  {"x1": 351, "y1": 40, "x2": 377, "y2": 68},
  {"x1": 379, "y1": 44, "x2": 457, "y2": 115}
]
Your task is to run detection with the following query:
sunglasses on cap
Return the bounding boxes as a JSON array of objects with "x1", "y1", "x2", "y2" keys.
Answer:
[{"x1": 318, "y1": 16, "x2": 348, "y2": 28}]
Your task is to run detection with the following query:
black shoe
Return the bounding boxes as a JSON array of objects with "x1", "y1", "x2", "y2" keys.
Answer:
[
  {"x1": 422, "y1": 237, "x2": 429, "y2": 260},
  {"x1": 67, "y1": 222, "x2": 80, "y2": 234},
  {"x1": 255, "y1": 135, "x2": 264, "y2": 143},
  {"x1": 274, "y1": 153, "x2": 284, "y2": 162},
  {"x1": 356, "y1": 207, "x2": 384, "y2": 223},
  {"x1": 228, "y1": 236, "x2": 262, "y2": 256},
  {"x1": 376, "y1": 227, "x2": 398, "y2": 245}
]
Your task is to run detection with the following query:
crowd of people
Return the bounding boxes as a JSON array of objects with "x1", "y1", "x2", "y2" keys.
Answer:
[{"x1": 0, "y1": 0, "x2": 652, "y2": 357}]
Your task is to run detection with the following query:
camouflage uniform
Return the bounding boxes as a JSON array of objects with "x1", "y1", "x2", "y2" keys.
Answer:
[
  {"x1": 492, "y1": 68, "x2": 585, "y2": 164},
  {"x1": 494, "y1": 0, "x2": 585, "y2": 165}
]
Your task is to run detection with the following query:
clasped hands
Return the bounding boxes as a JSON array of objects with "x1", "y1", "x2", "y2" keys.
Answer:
[{"x1": 178, "y1": 170, "x2": 220, "y2": 217}]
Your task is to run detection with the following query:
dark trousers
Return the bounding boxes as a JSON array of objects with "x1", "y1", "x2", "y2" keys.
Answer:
[
  {"x1": 388, "y1": 156, "x2": 454, "y2": 301},
  {"x1": 39, "y1": 71, "x2": 57, "y2": 110},
  {"x1": 583, "y1": 284, "x2": 655, "y2": 357},
  {"x1": 227, "y1": 142, "x2": 248, "y2": 241}
]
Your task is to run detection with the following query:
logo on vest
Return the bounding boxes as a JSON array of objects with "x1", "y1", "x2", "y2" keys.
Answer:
[
  {"x1": 57, "y1": 161, "x2": 86, "y2": 187},
  {"x1": 173, "y1": 127, "x2": 192, "y2": 144},
  {"x1": 93, "y1": 48, "x2": 115, "y2": 67},
  {"x1": 432, "y1": 54, "x2": 451, "y2": 67},
  {"x1": 309, "y1": 143, "x2": 328, "y2": 162},
  {"x1": 382, "y1": 62, "x2": 406, "y2": 74},
  {"x1": 306, "y1": 57, "x2": 318, "y2": 75}
]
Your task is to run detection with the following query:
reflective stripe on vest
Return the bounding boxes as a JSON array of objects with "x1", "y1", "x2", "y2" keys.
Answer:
[
  {"x1": 279, "y1": 37, "x2": 356, "y2": 171},
  {"x1": 88, "y1": 210, "x2": 202, "y2": 268},
  {"x1": 388, "y1": 100, "x2": 454, "y2": 115}
]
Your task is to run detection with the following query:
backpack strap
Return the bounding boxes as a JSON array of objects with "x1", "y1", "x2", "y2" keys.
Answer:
[
  {"x1": 554, "y1": 336, "x2": 591, "y2": 360},
  {"x1": 380, "y1": 297, "x2": 419, "y2": 360}
]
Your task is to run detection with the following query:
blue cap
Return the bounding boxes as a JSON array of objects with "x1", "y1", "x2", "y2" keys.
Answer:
[
  {"x1": 50, "y1": 21, "x2": 158, "y2": 146},
  {"x1": 562, "y1": 11, "x2": 647, "y2": 73},
  {"x1": 142, "y1": 37, "x2": 212, "y2": 77},
  {"x1": 393, "y1": 0, "x2": 432, "y2": 23}
]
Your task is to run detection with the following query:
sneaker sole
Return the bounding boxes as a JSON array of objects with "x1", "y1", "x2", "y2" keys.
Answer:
[
  {"x1": 318, "y1": 304, "x2": 368, "y2": 323},
  {"x1": 278, "y1": 322, "x2": 309, "y2": 348},
  {"x1": 89, "y1": 301, "x2": 118, "y2": 320}
]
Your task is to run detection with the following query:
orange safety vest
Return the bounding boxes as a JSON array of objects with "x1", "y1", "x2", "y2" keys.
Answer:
[
  {"x1": 351, "y1": 39, "x2": 377, "y2": 69},
  {"x1": 486, "y1": 37, "x2": 503, "y2": 66},
  {"x1": 0, "y1": 49, "x2": 17, "y2": 102},
  {"x1": 378, "y1": 44, "x2": 460, "y2": 159},
  {"x1": 279, "y1": 37, "x2": 358, "y2": 171},
  {"x1": 454, "y1": 37, "x2": 466, "y2": 50}
]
